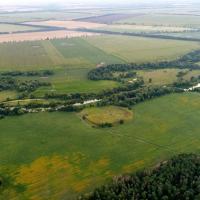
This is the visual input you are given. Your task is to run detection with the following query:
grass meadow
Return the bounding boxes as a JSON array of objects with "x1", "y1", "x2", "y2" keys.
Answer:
[
  {"x1": 1, "y1": 93, "x2": 200, "y2": 199},
  {"x1": 85, "y1": 35, "x2": 200, "y2": 63},
  {"x1": 0, "y1": 23, "x2": 39, "y2": 32}
]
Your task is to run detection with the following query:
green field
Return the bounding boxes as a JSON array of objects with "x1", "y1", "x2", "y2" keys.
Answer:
[
  {"x1": 116, "y1": 14, "x2": 200, "y2": 28},
  {"x1": 0, "y1": 36, "x2": 198, "y2": 71},
  {"x1": 0, "y1": 23, "x2": 39, "y2": 32},
  {"x1": 0, "y1": 91, "x2": 17, "y2": 102},
  {"x1": 0, "y1": 41, "x2": 56, "y2": 70},
  {"x1": 51, "y1": 38, "x2": 124, "y2": 67},
  {"x1": 85, "y1": 35, "x2": 200, "y2": 63},
  {"x1": 0, "y1": 38, "x2": 124, "y2": 71},
  {"x1": 1, "y1": 93, "x2": 200, "y2": 199},
  {"x1": 97, "y1": 24, "x2": 193, "y2": 34},
  {"x1": 31, "y1": 68, "x2": 119, "y2": 96},
  {"x1": 0, "y1": 11, "x2": 97, "y2": 23},
  {"x1": 136, "y1": 69, "x2": 193, "y2": 85},
  {"x1": 80, "y1": 106, "x2": 133, "y2": 126}
]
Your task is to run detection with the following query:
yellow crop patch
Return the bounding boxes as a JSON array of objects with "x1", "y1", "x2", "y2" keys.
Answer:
[
  {"x1": 122, "y1": 160, "x2": 145, "y2": 173},
  {"x1": 13, "y1": 154, "x2": 112, "y2": 200}
]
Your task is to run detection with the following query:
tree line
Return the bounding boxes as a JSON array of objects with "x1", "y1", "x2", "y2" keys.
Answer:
[
  {"x1": 79, "y1": 154, "x2": 200, "y2": 200},
  {"x1": 88, "y1": 49, "x2": 200, "y2": 81},
  {"x1": 1, "y1": 70, "x2": 54, "y2": 77},
  {"x1": 0, "y1": 77, "x2": 51, "y2": 93}
]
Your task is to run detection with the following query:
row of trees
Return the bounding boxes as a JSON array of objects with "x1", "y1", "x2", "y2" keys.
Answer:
[
  {"x1": 1, "y1": 70, "x2": 54, "y2": 77},
  {"x1": 79, "y1": 154, "x2": 200, "y2": 200},
  {"x1": 0, "y1": 77, "x2": 51, "y2": 93},
  {"x1": 88, "y1": 49, "x2": 200, "y2": 81},
  {"x1": 0, "y1": 78, "x2": 197, "y2": 119}
]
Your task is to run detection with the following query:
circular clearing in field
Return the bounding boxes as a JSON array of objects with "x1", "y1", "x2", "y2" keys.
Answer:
[{"x1": 80, "y1": 106, "x2": 133, "y2": 127}]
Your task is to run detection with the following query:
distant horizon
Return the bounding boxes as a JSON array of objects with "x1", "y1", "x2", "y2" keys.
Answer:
[{"x1": 0, "y1": 0, "x2": 198, "y2": 7}]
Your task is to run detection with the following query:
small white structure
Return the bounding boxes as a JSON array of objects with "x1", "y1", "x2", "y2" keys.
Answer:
[
  {"x1": 184, "y1": 83, "x2": 200, "y2": 91},
  {"x1": 74, "y1": 99, "x2": 101, "y2": 106}
]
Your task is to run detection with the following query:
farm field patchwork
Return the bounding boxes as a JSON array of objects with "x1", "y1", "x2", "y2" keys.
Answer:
[
  {"x1": 1, "y1": 93, "x2": 200, "y2": 199},
  {"x1": 2, "y1": 3, "x2": 200, "y2": 200},
  {"x1": 0, "y1": 35, "x2": 198, "y2": 71}
]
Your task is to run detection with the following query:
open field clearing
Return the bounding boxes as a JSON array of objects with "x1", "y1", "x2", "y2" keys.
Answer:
[
  {"x1": 2, "y1": 93, "x2": 200, "y2": 199},
  {"x1": 34, "y1": 79, "x2": 119, "y2": 96},
  {"x1": 80, "y1": 106, "x2": 133, "y2": 126},
  {"x1": 137, "y1": 69, "x2": 200, "y2": 86},
  {"x1": 0, "y1": 23, "x2": 39, "y2": 32},
  {"x1": 136, "y1": 69, "x2": 200, "y2": 86},
  {"x1": 0, "y1": 30, "x2": 99, "y2": 43},
  {"x1": 13, "y1": 68, "x2": 120, "y2": 96},
  {"x1": 32, "y1": 68, "x2": 120, "y2": 96},
  {"x1": 32, "y1": 70, "x2": 119, "y2": 96},
  {"x1": 137, "y1": 69, "x2": 182, "y2": 85},
  {"x1": 3, "y1": 99, "x2": 51, "y2": 106},
  {"x1": 0, "y1": 91, "x2": 17, "y2": 102},
  {"x1": 24, "y1": 20, "x2": 106, "y2": 29},
  {"x1": 183, "y1": 69, "x2": 200, "y2": 80},
  {"x1": 85, "y1": 35, "x2": 200, "y2": 63},
  {"x1": 116, "y1": 14, "x2": 200, "y2": 28},
  {"x1": 98, "y1": 24, "x2": 195, "y2": 33}
]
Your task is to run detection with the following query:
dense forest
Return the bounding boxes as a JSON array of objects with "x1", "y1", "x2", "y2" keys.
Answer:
[{"x1": 79, "y1": 154, "x2": 200, "y2": 200}]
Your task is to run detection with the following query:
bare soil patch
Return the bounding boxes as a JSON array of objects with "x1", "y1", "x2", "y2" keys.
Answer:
[
  {"x1": 24, "y1": 20, "x2": 106, "y2": 29},
  {"x1": 0, "y1": 30, "x2": 99, "y2": 43}
]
